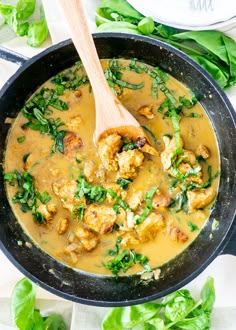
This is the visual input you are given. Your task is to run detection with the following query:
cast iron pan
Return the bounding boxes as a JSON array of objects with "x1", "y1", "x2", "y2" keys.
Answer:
[{"x1": 0, "y1": 34, "x2": 235, "y2": 306}]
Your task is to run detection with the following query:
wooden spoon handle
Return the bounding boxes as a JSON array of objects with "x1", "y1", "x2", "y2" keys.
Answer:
[{"x1": 58, "y1": 0, "x2": 112, "y2": 100}]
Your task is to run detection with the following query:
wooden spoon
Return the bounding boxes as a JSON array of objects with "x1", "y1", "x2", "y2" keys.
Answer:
[{"x1": 58, "y1": 0, "x2": 148, "y2": 144}]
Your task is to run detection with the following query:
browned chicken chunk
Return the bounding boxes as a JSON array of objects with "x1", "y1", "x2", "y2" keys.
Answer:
[
  {"x1": 152, "y1": 189, "x2": 171, "y2": 209},
  {"x1": 52, "y1": 180, "x2": 85, "y2": 212},
  {"x1": 98, "y1": 133, "x2": 122, "y2": 171},
  {"x1": 138, "y1": 105, "x2": 154, "y2": 119},
  {"x1": 196, "y1": 144, "x2": 210, "y2": 160},
  {"x1": 83, "y1": 204, "x2": 117, "y2": 234},
  {"x1": 66, "y1": 115, "x2": 82, "y2": 131},
  {"x1": 75, "y1": 225, "x2": 99, "y2": 251},
  {"x1": 119, "y1": 232, "x2": 139, "y2": 247},
  {"x1": 167, "y1": 223, "x2": 188, "y2": 242},
  {"x1": 117, "y1": 149, "x2": 144, "y2": 179},
  {"x1": 136, "y1": 212, "x2": 165, "y2": 242},
  {"x1": 64, "y1": 131, "x2": 83, "y2": 157},
  {"x1": 83, "y1": 161, "x2": 96, "y2": 183},
  {"x1": 187, "y1": 186, "x2": 216, "y2": 212},
  {"x1": 37, "y1": 203, "x2": 57, "y2": 222},
  {"x1": 178, "y1": 163, "x2": 203, "y2": 184},
  {"x1": 57, "y1": 217, "x2": 69, "y2": 235},
  {"x1": 160, "y1": 136, "x2": 184, "y2": 171},
  {"x1": 127, "y1": 191, "x2": 144, "y2": 211}
]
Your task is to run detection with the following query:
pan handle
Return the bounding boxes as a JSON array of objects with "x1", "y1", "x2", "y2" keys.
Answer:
[
  {"x1": 220, "y1": 222, "x2": 236, "y2": 256},
  {"x1": 0, "y1": 46, "x2": 29, "y2": 66}
]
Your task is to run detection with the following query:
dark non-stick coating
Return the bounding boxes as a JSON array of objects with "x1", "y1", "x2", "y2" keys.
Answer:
[{"x1": 0, "y1": 34, "x2": 235, "y2": 306}]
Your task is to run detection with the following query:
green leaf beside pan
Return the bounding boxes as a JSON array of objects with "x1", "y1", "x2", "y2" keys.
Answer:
[
  {"x1": 0, "y1": 0, "x2": 48, "y2": 47},
  {"x1": 96, "y1": 0, "x2": 236, "y2": 89},
  {"x1": 102, "y1": 276, "x2": 215, "y2": 329}
]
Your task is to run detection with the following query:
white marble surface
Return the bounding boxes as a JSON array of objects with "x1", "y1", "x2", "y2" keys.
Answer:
[{"x1": 0, "y1": 1, "x2": 236, "y2": 329}]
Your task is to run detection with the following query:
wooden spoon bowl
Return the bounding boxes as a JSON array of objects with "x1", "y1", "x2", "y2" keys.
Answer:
[{"x1": 58, "y1": 0, "x2": 148, "y2": 144}]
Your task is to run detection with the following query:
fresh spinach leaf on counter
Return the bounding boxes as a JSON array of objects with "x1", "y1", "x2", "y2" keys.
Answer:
[
  {"x1": 102, "y1": 276, "x2": 215, "y2": 329},
  {"x1": 12, "y1": 277, "x2": 67, "y2": 330},
  {"x1": 96, "y1": 0, "x2": 236, "y2": 89},
  {"x1": 0, "y1": 0, "x2": 48, "y2": 47}
]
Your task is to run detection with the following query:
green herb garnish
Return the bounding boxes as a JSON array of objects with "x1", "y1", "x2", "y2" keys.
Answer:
[
  {"x1": 187, "y1": 221, "x2": 199, "y2": 232},
  {"x1": 134, "y1": 187, "x2": 157, "y2": 224},
  {"x1": 17, "y1": 136, "x2": 25, "y2": 143},
  {"x1": 4, "y1": 170, "x2": 50, "y2": 223},
  {"x1": 116, "y1": 178, "x2": 133, "y2": 190}
]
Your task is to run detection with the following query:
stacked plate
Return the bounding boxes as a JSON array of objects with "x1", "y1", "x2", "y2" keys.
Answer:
[{"x1": 127, "y1": 0, "x2": 236, "y2": 30}]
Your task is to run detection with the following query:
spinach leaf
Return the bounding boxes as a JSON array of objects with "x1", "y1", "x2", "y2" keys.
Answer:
[
  {"x1": 27, "y1": 6, "x2": 49, "y2": 47},
  {"x1": 11, "y1": 277, "x2": 67, "y2": 330},
  {"x1": 116, "y1": 178, "x2": 133, "y2": 190},
  {"x1": 102, "y1": 277, "x2": 215, "y2": 329},
  {"x1": 44, "y1": 315, "x2": 66, "y2": 330},
  {"x1": 164, "y1": 291, "x2": 195, "y2": 322},
  {"x1": 95, "y1": 0, "x2": 236, "y2": 89},
  {"x1": 102, "y1": 303, "x2": 161, "y2": 330},
  {"x1": 134, "y1": 187, "x2": 157, "y2": 224},
  {"x1": 97, "y1": 0, "x2": 143, "y2": 23},
  {"x1": 187, "y1": 221, "x2": 199, "y2": 232},
  {"x1": 72, "y1": 204, "x2": 86, "y2": 221},
  {"x1": 11, "y1": 277, "x2": 37, "y2": 330},
  {"x1": 200, "y1": 276, "x2": 215, "y2": 313},
  {"x1": 16, "y1": 0, "x2": 36, "y2": 20},
  {"x1": 175, "y1": 312, "x2": 210, "y2": 329},
  {"x1": 138, "y1": 17, "x2": 155, "y2": 35},
  {"x1": 4, "y1": 170, "x2": 51, "y2": 224},
  {"x1": 0, "y1": 0, "x2": 48, "y2": 47}
]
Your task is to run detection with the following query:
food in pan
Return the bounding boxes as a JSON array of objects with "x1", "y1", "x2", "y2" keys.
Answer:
[{"x1": 4, "y1": 58, "x2": 220, "y2": 275}]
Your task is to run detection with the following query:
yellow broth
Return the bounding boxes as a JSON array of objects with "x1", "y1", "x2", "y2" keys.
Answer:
[{"x1": 4, "y1": 59, "x2": 220, "y2": 275}]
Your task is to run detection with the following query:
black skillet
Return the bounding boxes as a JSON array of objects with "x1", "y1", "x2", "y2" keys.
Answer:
[{"x1": 0, "y1": 34, "x2": 235, "y2": 307}]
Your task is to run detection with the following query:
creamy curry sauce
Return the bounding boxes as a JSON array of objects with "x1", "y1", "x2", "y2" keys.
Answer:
[{"x1": 4, "y1": 59, "x2": 220, "y2": 275}]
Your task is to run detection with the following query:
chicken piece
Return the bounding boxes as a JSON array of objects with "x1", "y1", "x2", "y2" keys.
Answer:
[
  {"x1": 37, "y1": 203, "x2": 57, "y2": 222},
  {"x1": 84, "y1": 204, "x2": 117, "y2": 234},
  {"x1": 127, "y1": 191, "x2": 144, "y2": 211},
  {"x1": 74, "y1": 90, "x2": 82, "y2": 98},
  {"x1": 178, "y1": 163, "x2": 203, "y2": 184},
  {"x1": 64, "y1": 242, "x2": 84, "y2": 254},
  {"x1": 152, "y1": 189, "x2": 170, "y2": 209},
  {"x1": 64, "y1": 131, "x2": 83, "y2": 158},
  {"x1": 119, "y1": 232, "x2": 139, "y2": 247},
  {"x1": 136, "y1": 212, "x2": 165, "y2": 242},
  {"x1": 167, "y1": 223, "x2": 188, "y2": 242},
  {"x1": 196, "y1": 144, "x2": 210, "y2": 160},
  {"x1": 52, "y1": 180, "x2": 85, "y2": 212},
  {"x1": 117, "y1": 149, "x2": 144, "y2": 179},
  {"x1": 138, "y1": 105, "x2": 154, "y2": 119},
  {"x1": 98, "y1": 134, "x2": 122, "y2": 171},
  {"x1": 140, "y1": 144, "x2": 158, "y2": 156},
  {"x1": 103, "y1": 182, "x2": 127, "y2": 203},
  {"x1": 187, "y1": 186, "x2": 216, "y2": 212},
  {"x1": 66, "y1": 115, "x2": 82, "y2": 131},
  {"x1": 182, "y1": 150, "x2": 196, "y2": 165},
  {"x1": 95, "y1": 165, "x2": 107, "y2": 183},
  {"x1": 160, "y1": 136, "x2": 184, "y2": 171},
  {"x1": 75, "y1": 225, "x2": 99, "y2": 251},
  {"x1": 84, "y1": 161, "x2": 96, "y2": 183},
  {"x1": 57, "y1": 217, "x2": 69, "y2": 235}
]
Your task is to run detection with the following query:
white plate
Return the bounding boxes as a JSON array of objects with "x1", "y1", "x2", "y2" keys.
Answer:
[{"x1": 127, "y1": 0, "x2": 236, "y2": 30}]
